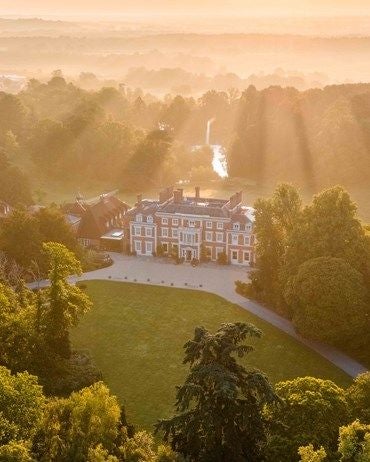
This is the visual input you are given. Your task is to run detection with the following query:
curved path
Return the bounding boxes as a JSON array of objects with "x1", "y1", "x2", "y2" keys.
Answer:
[{"x1": 33, "y1": 253, "x2": 368, "y2": 378}]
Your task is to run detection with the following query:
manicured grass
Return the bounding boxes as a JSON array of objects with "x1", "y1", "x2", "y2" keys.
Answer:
[{"x1": 71, "y1": 280, "x2": 352, "y2": 431}]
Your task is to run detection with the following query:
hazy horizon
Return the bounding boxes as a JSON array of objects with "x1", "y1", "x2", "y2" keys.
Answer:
[{"x1": 2, "y1": 0, "x2": 370, "y2": 18}]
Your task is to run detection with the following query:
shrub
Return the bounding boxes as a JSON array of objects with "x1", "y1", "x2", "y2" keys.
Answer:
[
  {"x1": 235, "y1": 280, "x2": 252, "y2": 297},
  {"x1": 156, "y1": 244, "x2": 165, "y2": 257},
  {"x1": 217, "y1": 251, "x2": 228, "y2": 265}
]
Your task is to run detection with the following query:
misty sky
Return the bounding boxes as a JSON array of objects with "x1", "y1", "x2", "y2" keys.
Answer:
[{"x1": 2, "y1": 0, "x2": 370, "y2": 16}]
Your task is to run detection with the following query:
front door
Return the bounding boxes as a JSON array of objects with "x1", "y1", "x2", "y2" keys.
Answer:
[
  {"x1": 231, "y1": 250, "x2": 239, "y2": 264},
  {"x1": 182, "y1": 248, "x2": 197, "y2": 261}
]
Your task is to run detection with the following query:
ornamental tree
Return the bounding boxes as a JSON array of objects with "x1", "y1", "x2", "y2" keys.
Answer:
[{"x1": 156, "y1": 322, "x2": 277, "y2": 462}]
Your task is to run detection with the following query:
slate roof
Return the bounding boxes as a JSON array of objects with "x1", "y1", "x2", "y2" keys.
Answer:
[
  {"x1": 64, "y1": 195, "x2": 129, "y2": 240},
  {"x1": 125, "y1": 190, "x2": 254, "y2": 224},
  {"x1": 126, "y1": 200, "x2": 160, "y2": 218},
  {"x1": 160, "y1": 200, "x2": 229, "y2": 218}
]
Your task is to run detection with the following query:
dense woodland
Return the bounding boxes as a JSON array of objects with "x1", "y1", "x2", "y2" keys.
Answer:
[
  {"x1": 0, "y1": 73, "x2": 370, "y2": 461},
  {"x1": 236, "y1": 184, "x2": 370, "y2": 367},
  {"x1": 1, "y1": 76, "x2": 370, "y2": 206}
]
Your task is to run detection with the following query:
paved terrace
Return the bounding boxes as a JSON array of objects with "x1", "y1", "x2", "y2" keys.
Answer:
[{"x1": 32, "y1": 253, "x2": 368, "y2": 378}]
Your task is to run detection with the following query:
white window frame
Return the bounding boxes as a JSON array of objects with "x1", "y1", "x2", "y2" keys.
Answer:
[
  {"x1": 216, "y1": 232, "x2": 224, "y2": 243},
  {"x1": 147, "y1": 215, "x2": 153, "y2": 223},
  {"x1": 232, "y1": 234, "x2": 239, "y2": 245},
  {"x1": 172, "y1": 218, "x2": 179, "y2": 226},
  {"x1": 162, "y1": 243, "x2": 168, "y2": 252},
  {"x1": 217, "y1": 222, "x2": 223, "y2": 230},
  {"x1": 134, "y1": 240, "x2": 141, "y2": 253},
  {"x1": 162, "y1": 228, "x2": 169, "y2": 237},
  {"x1": 244, "y1": 251, "x2": 250, "y2": 262},
  {"x1": 162, "y1": 217, "x2": 168, "y2": 225},
  {"x1": 172, "y1": 229, "x2": 178, "y2": 238},
  {"x1": 145, "y1": 227, "x2": 153, "y2": 237},
  {"x1": 206, "y1": 221, "x2": 212, "y2": 229},
  {"x1": 244, "y1": 235, "x2": 251, "y2": 246},
  {"x1": 146, "y1": 241, "x2": 153, "y2": 254},
  {"x1": 233, "y1": 222, "x2": 240, "y2": 231},
  {"x1": 232, "y1": 250, "x2": 238, "y2": 261},
  {"x1": 134, "y1": 226, "x2": 141, "y2": 236},
  {"x1": 136, "y1": 214, "x2": 142, "y2": 222},
  {"x1": 205, "y1": 232, "x2": 212, "y2": 242},
  {"x1": 188, "y1": 220, "x2": 196, "y2": 228}
]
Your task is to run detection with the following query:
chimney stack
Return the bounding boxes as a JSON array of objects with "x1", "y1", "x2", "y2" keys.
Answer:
[
  {"x1": 195, "y1": 186, "x2": 200, "y2": 200},
  {"x1": 159, "y1": 186, "x2": 174, "y2": 204},
  {"x1": 136, "y1": 194, "x2": 142, "y2": 205},
  {"x1": 173, "y1": 189, "x2": 183, "y2": 203},
  {"x1": 229, "y1": 191, "x2": 242, "y2": 209}
]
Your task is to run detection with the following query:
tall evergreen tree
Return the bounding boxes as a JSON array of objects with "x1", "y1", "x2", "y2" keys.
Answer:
[{"x1": 156, "y1": 323, "x2": 277, "y2": 462}]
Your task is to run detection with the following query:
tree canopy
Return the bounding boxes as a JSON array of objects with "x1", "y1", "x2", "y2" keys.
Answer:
[
  {"x1": 157, "y1": 322, "x2": 277, "y2": 461},
  {"x1": 265, "y1": 377, "x2": 349, "y2": 461}
]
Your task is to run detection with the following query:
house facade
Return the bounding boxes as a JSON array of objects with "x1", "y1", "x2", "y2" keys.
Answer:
[
  {"x1": 124, "y1": 187, "x2": 255, "y2": 266},
  {"x1": 62, "y1": 188, "x2": 255, "y2": 266}
]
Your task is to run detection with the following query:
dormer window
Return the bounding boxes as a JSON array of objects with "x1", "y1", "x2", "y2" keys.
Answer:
[
  {"x1": 147, "y1": 215, "x2": 153, "y2": 223},
  {"x1": 136, "y1": 214, "x2": 143, "y2": 222},
  {"x1": 233, "y1": 222, "x2": 240, "y2": 231}
]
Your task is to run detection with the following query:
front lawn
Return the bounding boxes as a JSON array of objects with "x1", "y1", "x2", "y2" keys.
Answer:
[{"x1": 71, "y1": 280, "x2": 352, "y2": 431}]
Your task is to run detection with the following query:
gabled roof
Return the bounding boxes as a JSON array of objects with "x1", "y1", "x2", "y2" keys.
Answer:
[
  {"x1": 126, "y1": 199, "x2": 160, "y2": 218},
  {"x1": 63, "y1": 201, "x2": 87, "y2": 217},
  {"x1": 64, "y1": 195, "x2": 129, "y2": 240},
  {"x1": 231, "y1": 206, "x2": 255, "y2": 224}
]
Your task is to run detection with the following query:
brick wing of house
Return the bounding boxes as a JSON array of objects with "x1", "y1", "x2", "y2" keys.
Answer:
[
  {"x1": 63, "y1": 192, "x2": 129, "y2": 252},
  {"x1": 124, "y1": 187, "x2": 255, "y2": 266}
]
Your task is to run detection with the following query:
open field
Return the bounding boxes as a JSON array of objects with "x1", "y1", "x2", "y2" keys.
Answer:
[{"x1": 71, "y1": 280, "x2": 352, "y2": 431}]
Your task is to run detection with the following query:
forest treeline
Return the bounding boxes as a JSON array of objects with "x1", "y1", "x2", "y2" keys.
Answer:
[
  {"x1": 236, "y1": 184, "x2": 370, "y2": 367},
  {"x1": 1, "y1": 77, "x2": 370, "y2": 203}
]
